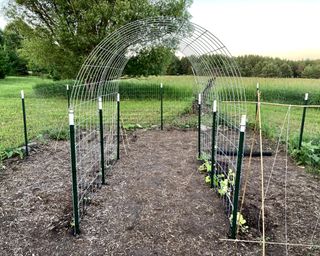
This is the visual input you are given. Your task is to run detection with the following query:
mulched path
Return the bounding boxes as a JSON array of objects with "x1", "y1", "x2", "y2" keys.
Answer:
[{"x1": 0, "y1": 129, "x2": 319, "y2": 255}]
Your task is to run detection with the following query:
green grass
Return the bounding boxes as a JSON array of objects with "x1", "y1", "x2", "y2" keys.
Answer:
[
  {"x1": 0, "y1": 76, "x2": 68, "y2": 149},
  {"x1": 1, "y1": 75, "x2": 320, "y2": 170}
]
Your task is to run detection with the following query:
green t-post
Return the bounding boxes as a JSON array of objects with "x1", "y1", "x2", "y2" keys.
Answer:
[
  {"x1": 298, "y1": 93, "x2": 309, "y2": 150},
  {"x1": 69, "y1": 109, "x2": 80, "y2": 235},
  {"x1": 255, "y1": 83, "x2": 259, "y2": 118},
  {"x1": 198, "y1": 93, "x2": 202, "y2": 159},
  {"x1": 160, "y1": 83, "x2": 163, "y2": 130},
  {"x1": 210, "y1": 100, "x2": 217, "y2": 188},
  {"x1": 231, "y1": 115, "x2": 246, "y2": 239},
  {"x1": 21, "y1": 90, "x2": 29, "y2": 156},
  {"x1": 117, "y1": 93, "x2": 120, "y2": 160},
  {"x1": 98, "y1": 97, "x2": 106, "y2": 185}
]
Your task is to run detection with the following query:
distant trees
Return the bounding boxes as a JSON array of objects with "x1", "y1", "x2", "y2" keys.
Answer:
[
  {"x1": 124, "y1": 47, "x2": 173, "y2": 77},
  {"x1": 166, "y1": 56, "x2": 192, "y2": 75},
  {"x1": 162, "y1": 54, "x2": 320, "y2": 78},
  {"x1": 302, "y1": 64, "x2": 320, "y2": 78},
  {"x1": 234, "y1": 55, "x2": 320, "y2": 78},
  {"x1": 5, "y1": 0, "x2": 193, "y2": 79},
  {"x1": 0, "y1": 27, "x2": 28, "y2": 79}
]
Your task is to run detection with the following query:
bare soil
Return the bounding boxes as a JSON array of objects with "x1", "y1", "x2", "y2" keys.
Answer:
[{"x1": 0, "y1": 129, "x2": 319, "y2": 256}]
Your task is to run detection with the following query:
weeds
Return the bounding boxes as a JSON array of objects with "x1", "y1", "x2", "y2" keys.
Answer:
[{"x1": 291, "y1": 141, "x2": 320, "y2": 176}]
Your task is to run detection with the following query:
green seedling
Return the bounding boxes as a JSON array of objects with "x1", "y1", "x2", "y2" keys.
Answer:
[{"x1": 229, "y1": 212, "x2": 248, "y2": 233}]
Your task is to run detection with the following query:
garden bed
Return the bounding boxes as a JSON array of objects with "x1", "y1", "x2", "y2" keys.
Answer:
[{"x1": 0, "y1": 129, "x2": 319, "y2": 255}]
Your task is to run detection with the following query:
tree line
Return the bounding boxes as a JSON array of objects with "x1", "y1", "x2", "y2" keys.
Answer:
[
  {"x1": 0, "y1": 27, "x2": 28, "y2": 78},
  {"x1": 164, "y1": 53, "x2": 320, "y2": 79},
  {"x1": 1, "y1": 0, "x2": 319, "y2": 80},
  {"x1": 1, "y1": 25, "x2": 320, "y2": 80}
]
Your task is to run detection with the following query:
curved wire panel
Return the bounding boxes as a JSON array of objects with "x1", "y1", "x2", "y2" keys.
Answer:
[{"x1": 70, "y1": 16, "x2": 246, "y2": 224}]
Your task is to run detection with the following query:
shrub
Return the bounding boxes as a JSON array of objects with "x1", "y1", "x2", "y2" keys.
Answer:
[
  {"x1": 33, "y1": 80, "x2": 75, "y2": 98},
  {"x1": 290, "y1": 139, "x2": 320, "y2": 176}
]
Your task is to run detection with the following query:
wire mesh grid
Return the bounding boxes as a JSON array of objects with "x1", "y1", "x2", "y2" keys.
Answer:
[
  {"x1": 69, "y1": 16, "x2": 246, "y2": 226},
  {"x1": 0, "y1": 87, "x2": 68, "y2": 156}
]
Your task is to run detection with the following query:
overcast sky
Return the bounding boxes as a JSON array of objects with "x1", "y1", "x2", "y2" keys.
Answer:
[{"x1": 1, "y1": 0, "x2": 319, "y2": 60}]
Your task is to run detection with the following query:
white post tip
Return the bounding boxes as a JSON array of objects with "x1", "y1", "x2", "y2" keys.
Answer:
[
  {"x1": 69, "y1": 109, "x2": 74, "y2": 125},
  {"x1": 98, "y1": 97, "x2": 102, "y2": 110},
  {"x1": 21, "y1": 90, "x2": 24, "y2": 99},
  {"x1": 240, "y1": 115, "x2": 246, "y2": 132},
  {"x1": 256, "y1": 83, "x2": 259, "y2": 89},
  {"x1": 160, "y1": 83, "x2": 163, "y2": 88},
  {"x1": 305, "y1": 93, "x2": 309, "y2": 100},
  {"x1": 198, "y1": 93, "x2": 202, "y2": 105},
  {"x1": 213, "y1": 100, "x2": 217, "y2": 112},
  {"x1": 66, "y1": 84, "x2": 69, "y2": 90},
  {"x1": 117, "y1": 93, "x2": 120, "y2": 102}
]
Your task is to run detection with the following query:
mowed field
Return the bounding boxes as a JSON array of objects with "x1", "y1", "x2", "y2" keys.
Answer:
[{"x1": 0, "y1": 75, "x2": 319, "y2": 154}]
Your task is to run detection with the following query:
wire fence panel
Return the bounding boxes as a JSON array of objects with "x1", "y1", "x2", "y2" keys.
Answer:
[
  {"x1": 0, "y1": 85, "x2": 68, "y2": 155},
  {"x1": 69, "y1": 17, "x2": 246, "y2": 232}
]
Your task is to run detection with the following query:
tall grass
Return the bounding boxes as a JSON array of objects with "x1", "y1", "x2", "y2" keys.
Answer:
[
  {"x1": 1, "y1": 75, "x2": 319, "y2": 163},
  {"x1": 241, "y1": 77, "x2": 320, "y2": 105}
]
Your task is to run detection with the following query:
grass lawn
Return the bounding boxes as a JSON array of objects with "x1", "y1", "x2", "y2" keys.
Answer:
[
  {"x1": 0, "y1": 76, "x2": 68, "y2": 149},
  {"x1": 1, "y1": 75, "x2": 319, "y2": 158}
]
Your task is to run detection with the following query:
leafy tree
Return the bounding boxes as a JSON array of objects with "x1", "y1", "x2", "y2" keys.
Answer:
[
  {"x1": 167, "y1": 54, "x2": 182, "y2": 75},
  {"x1": 261, "y1": 61, "x2": 281, "y2": 77},
  {"x1": 5, "y1": 0, "x2": 193, "y2": 79},
  {"x1": 3, "y1": 25, "x2": 28, "y2": 75},
  {"x1": 0, "y1": 30, "x2": 8, "y2": 79},
  {"x1": 236, "y1": 55, "x2": 265, "y2": 77},
  {"x1": 0, "y1": 48, "x2": 7, "y2": 79},
  {"x1": 179, "y1": 56, "x2": 192, "y2": 75},
  {"x1": 302, "y1": 64, "x2": 320, "y2": 79},
  {"x1": 279, "y1": 62, "x2": 293, "y2": 78},
  {"x1": 124, "y1": 46, "x2": 173, "y2": 77}
]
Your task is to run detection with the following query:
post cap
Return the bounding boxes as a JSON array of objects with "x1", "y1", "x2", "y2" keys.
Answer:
[
  {"x1": 69, "y1": 109, "x2": 74, "y2": 125},
  {"x1": 98, "y1": 97, "x2": 102, "y2": 110},
  {"x1": 240, "y1": 115, "x2": 246, "y2": 132},
  {"x1": 21, "y1": 90, "x2": 24, "y2": 99},
  {"x1": 117, "y1": 93, "x2": 120, "y2": 102},
  {"x1": 305, "y1": 93, "x2": 309, "y2": 100},
  {"x1": 198, "y1": 93, "x2": 202, "y2": 105},
  {"x1": 213, "y1": 100, "x2": 217, "y2": 112}
]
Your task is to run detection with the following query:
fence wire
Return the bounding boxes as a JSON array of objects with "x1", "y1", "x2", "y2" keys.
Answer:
[{"x1": 69, "y1": 16, "x2": 246, "y2": 228}]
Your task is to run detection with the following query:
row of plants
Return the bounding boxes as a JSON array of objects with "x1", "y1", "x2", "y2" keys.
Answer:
[{"x1": 198, "y1": 156, "x2": 248, "y2": 234}]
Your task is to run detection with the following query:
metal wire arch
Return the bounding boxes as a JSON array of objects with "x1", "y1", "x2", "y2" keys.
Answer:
[{"x1": 69, "y1": 16, "x2": 247, "y2": 224}]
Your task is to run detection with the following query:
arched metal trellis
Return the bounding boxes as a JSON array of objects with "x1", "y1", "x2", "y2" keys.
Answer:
[{"x1": 68, "y1": 16, "x2": 246, "y2": 235}]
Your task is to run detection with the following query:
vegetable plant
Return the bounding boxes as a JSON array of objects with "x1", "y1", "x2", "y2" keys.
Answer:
[{"x1": 229, "y1": 212, "x2": 248, "y2": 233}]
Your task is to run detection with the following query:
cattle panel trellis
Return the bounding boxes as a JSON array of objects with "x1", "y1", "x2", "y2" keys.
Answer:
[{"x1": 68, "y1": 17, "x2": 246, "y2": 235}]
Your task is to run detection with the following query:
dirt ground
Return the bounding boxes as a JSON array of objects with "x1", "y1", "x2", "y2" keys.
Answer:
[{"x1": 0, "y1": 129, "x2": 319, "y2": 256}]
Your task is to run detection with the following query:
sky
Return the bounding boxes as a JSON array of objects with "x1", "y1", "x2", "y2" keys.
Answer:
[
  {"x1": 189, "y1": 0, "x2": 320, "y2": 60},
  {"x1": 0, "y1": 0, "x2": 319, "y2": 60}
]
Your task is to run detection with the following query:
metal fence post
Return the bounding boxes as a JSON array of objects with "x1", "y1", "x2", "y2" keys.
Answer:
[
  {"x1": 255, "y1": 83, "x2": 259, "y2": 117},
  {"x1": 117, "y1": 93, "x2": 120, "y2": 160},
  {"x1": 69, "y1": 109, "x2": 80, "y2": 235},
  {"x1": 198, "y1": 93, "x2": 202, "y2": 159},
  {"x1": 160, "y1": 83, "x2": 163, "y2": 130},
  {"x1": 210, "y1": 100, "x2": 217, "y2": 188},
  {"x1": 231, "y1": 114, "x2": 246, "y2": 239},
  {"x1": 298, "y1": 93, "x2": 308, "y2": 150},
  {"x1": 98, "y1": 97, "x2": 106, "y2": 185},
  {"x1": 21, "y1": 90, "x2": 29, "y2": 156}
]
